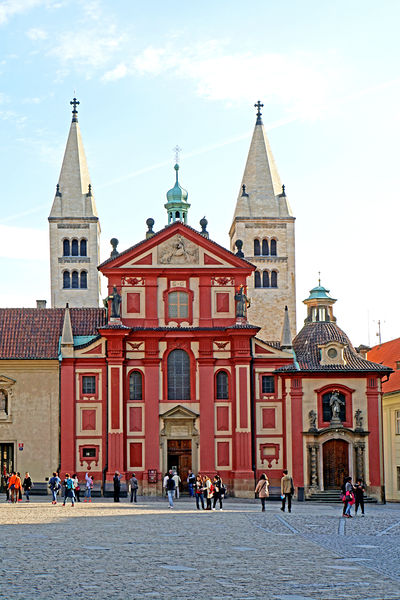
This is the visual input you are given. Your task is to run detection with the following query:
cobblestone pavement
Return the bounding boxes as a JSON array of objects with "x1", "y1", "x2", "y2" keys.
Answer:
[{"x1": 0, "y1": 496, "x2": 399, "y2": 600}]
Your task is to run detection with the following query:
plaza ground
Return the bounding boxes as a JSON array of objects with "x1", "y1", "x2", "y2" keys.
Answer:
[{"x1": 0, "y1": 497, "x2": 399, "y2": 600}]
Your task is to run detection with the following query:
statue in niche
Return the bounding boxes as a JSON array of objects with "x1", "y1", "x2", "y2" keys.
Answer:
[
  {"x1": 308, "y1": 409, "x2": 317, "y2": 431},
  {"x1": 105, "y1": 286, "x2": 122, "y2": 318},
  {"x1": 354, "y1": 409, "x2": 364, "y2": 430},
  {"x1": 0, "y1": 390, "x2": 7, "y2": 414},
  {"x1": 235, "y1": 285, "x2": 251, "y2": 318},
  {"x1": 330, "y1": 390, "x2": 344, "y2": 421}
]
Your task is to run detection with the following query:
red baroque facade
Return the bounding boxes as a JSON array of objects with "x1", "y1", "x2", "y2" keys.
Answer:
[{"x1": 59, "y1": 223, "x2": 391, "y2": 498}]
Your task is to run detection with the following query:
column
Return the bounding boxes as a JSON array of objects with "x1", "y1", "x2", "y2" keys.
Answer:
[
  {"x1": 143, "y1": 352, "x2": 161, "y2": 493},
  {"x1": 290, "y1": 377, "x2": 304, "y2": 487},
  {"x1": 307, "y1": 443, "x2": 319, "y2": 488},
  {"x1": 198, "y1": 357, "x2": 215, "y2": 473},
  {"x1": 60, "y1": 360, "x2": 75, "y2": 474}
]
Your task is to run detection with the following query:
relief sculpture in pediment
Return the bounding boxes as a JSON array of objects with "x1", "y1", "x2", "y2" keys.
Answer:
[{"x1": 158, "y1": 235, "x2": 199, "y2": 265}]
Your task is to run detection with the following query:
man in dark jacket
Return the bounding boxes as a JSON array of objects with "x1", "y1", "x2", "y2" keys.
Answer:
[{"x1": 113, "y1": 471, "x2": 122, "y2": 502}]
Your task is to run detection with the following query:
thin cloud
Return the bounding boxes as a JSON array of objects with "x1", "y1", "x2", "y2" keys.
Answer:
[{"x1": 26, "y1": 27, "x2": 48, "y2": 40}]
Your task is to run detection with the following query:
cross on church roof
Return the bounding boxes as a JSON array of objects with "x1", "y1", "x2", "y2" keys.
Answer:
[
  {"x1": 173, "y1": 145, "x2": 182, "y2": 164},
  {"x1": 254, "y1": 100, "x2": 264, "y2": 124},
  {"x1": 70, "y1": 97, "x2": 80, "y2": 122}
]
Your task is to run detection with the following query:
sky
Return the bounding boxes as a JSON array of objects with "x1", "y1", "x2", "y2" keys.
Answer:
[{"x1": 0, "y1": 0, "x2": 399, "y2": 346}]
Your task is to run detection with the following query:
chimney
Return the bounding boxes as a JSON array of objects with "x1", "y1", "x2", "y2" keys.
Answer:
[{"x1": 36, "y1": 300, "x2": 47, "y2": 309}]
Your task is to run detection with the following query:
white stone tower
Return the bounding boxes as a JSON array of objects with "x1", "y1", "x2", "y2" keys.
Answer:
[
  {"x1": 48, "y1": 98, "x2": 100, "y2": 308},
  {"x1": 229, "y1": 101, "x2": 296, "y2": 341}
]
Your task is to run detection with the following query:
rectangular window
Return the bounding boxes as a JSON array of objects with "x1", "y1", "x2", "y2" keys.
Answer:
[
  {"x1": 168, "y1": 291, "x2": 189, "y2": 319},
  {"x1": 82, "y1": 447, "x2": 96, "y2": 458},
  {"x1": 82, "y1": 375, "x2": 96, "y2": 395},
  {"x1": 261, "y1": 375, "x2": 275, "y2": 394},
  {"x1": 396, "y1": 410, "x2": 400, "y2": 435}
]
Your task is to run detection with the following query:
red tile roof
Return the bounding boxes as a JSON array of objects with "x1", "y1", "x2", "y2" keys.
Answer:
[
  {"x1": 368, "y1": 338, "x2": 400, "y2": 393},
  {"x1": 0, "y1": 308, "x2": 106, "y2": 359}
]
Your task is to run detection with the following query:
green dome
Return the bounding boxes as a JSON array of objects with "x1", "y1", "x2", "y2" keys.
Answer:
[
  {"x1": 165, "y1": 164, "x2": 188, "y2": 205},
  {"x1": 305, "y1": 284, "x2": 335, "y2": 302}
]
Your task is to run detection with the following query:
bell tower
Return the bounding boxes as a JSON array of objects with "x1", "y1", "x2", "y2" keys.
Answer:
[
  {"x1": 230, "y1": 101, "x2": 296, "y2": 341},
  {"x1": 48, "y1": 98, "x2": 101, "y2": 308}
]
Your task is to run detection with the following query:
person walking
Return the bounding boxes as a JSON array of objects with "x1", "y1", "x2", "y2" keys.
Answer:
[
  {"x1": 49, "y1": 472, "x2": 61, "y2": 504},
  {"x1": 113, "y1": 471, "x2": 122, "y2": 502},
  {"x1": 23, "y1": 472, "x2": 32, "y2": 502},
  {"x1": 163, "y1": 472, "x2": 169, "y2": 497},
  {"x1": 16, "y1": 472, "x2": 23, "y2": 502},
  {"x1": 255, "y1": 473, "x2": 270, "y2": 511},
  {"x1": 84, "y1": 473, "x2": 93, "y2": 502},
  {"x1": 342, "y1": 476, "x2": 354, "y2": 518},
  {"x1": 354, "y1": 479, "x2": 366, "y2": 516},
  {"x1": 8, "y1": 471, "x2": 18, "y2": 503},
  {"x1": 129, "y1": 473, "x2": 138, "y2": 503},
  {"x1": 172, "y1": 471, "x2": 181, "y2": 499},
  {"x1": 72, "y1": 474, "x2": 80, "y2": 502},
  {"x1": 212, "y1": 475, "x2": 224, "y2": 510},
  {"x1": 63, "y1": 473, "x2": 75, "y2": 506},
  {"x1": 194, "y1": 474, "x2": 205, "y2": 510},
  {"x1": 280, "y1": 470, "x2": 294, "y2": 513},
  {"x1": 166, "y1": 473, "x2": 176, "y2": 508},
  {"x1": 187, "y1": 470, "x2": 196, "y2": 498}
]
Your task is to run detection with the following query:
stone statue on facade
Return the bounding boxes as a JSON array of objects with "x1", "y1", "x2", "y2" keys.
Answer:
[
  {"x1": 308, "y1": 409, "x2": 317, "y2": 431},
  {"x1": 106, "y1": 286, "x2": 122, "y2": 318},
  {"x1": 234, "y1": 285, "x2": 250, "y2": 319},
  {"x1": 354, "y1": 409, "x2": 364, "y2": 430},
  {"x1": 330, "y1": 390, "x2": 344, "y2": 422}
]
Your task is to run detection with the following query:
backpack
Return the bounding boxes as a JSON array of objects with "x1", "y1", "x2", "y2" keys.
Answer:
[
  {"x1": 66, "y1": 478, "x2": 74, "y2": 490},
  {"x1": 166, "y1": 478, "x2": 176, "y2": 491}
]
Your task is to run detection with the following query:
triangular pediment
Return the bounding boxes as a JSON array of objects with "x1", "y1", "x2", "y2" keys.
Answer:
[
  {"x1": 160, "y1": 404, "x2": 199, "y2": 420},
  {"x1": 0, "y1": 375, "x2": 16, "y2": 387},
  {"x1": 99, "y1": 222, "x2": 253, "y2": 273},
  {"x1": 252, "y1": 338, "x2": 293, "y2": 359}
]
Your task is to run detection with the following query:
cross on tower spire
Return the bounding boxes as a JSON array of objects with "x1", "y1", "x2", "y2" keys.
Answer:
[
  {"x1": 173, "y1": 144, "x2": 182, "y2": 164},
  {"x1": 254, "y1": 100, "x2": 264, "y2": 123},
  {"x1": 70, "y1": 97, "x2": 80, "y2": 122}
]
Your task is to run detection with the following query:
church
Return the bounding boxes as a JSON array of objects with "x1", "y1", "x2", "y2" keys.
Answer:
[{"x1": 0, "y1": 99, "x2": 391, "y2": 500}]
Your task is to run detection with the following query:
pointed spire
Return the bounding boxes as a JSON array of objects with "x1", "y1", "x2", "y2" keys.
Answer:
[
  {"x1": 49, "y1": 98, "x2": 97, "y2": 219},
  {"x1": 280, "y1": 305, "x2": 292, "y2": 350},
  {"x1": 232, "y1": 101, "x2": 292, "y2": 220},
  {"x1": 60, "y1": 304, "x2": 74, "y2": 357}
]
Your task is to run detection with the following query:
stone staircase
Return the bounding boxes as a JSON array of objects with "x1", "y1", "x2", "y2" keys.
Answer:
[{"x1": 306, "y1": 489, "x2": 377, "y2": 503}]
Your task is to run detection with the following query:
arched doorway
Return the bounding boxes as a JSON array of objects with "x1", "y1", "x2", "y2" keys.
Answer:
[{"x1": 323, "y1": 439, "x2": 349, "y2": 489}]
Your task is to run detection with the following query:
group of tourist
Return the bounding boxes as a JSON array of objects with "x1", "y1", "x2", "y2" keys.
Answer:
[
  {"x1": 341, "y1": 477, "x2": 365, "y2": 517},
  {"x1": 162, "y1": 470, "x2": 226, "y2": 510},
  {"x1": 3, "y1": 470, "x2": 32, "y2": 503},
  {"x1": 48, "y1": 471, "x2": 94, "y2": 506}
]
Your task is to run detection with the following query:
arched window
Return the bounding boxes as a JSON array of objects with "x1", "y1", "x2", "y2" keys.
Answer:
[
  {"x1": 71, "y1": 239, "x2": 79, "y2": 256},
  {"x1": 322, "y1": 391, "x2": 346, "y2": 422},
  {"x1": 254, "y1": 239, "x2": 260, "y2": 256},
  {"x1": 80, "y1": 239, "x2": 87, "y2": 256},
  {"x1": 270, "y1": 239, "x2": 277, "y2": 256},
  {"x1": 175, "y1": 211, "x2": 180, "y2": 219},
  {"x1": 80, "y1": 271, "x2": 87, "y2": 289},
  {"x1": 271, "y1": 270, "x2": 278, "y2": 288},
  {"x1": 167, "y1": 349, "x2": 190, "y2": 400},
  {"x1": 216, "y1": 371, "x2": 229, "y2": 399},
  {"x1": 71, "y1": 271, "x2": 79, "y2": 289},
  {"x1": 129, "y1": 370, "x2": 143, "y2": 400},
  {"x1": 63, "y1": 271, "x2": 70, "y2": 289},
  {"x1": 262, "y1": 239, "x2": 269, "y2": 256},
  {"x1": 263, "y1": 271, "x2": 270, "y2": 288},
  {"x1": 63, "y1": 239, "x2": 70, "y2": 256},
  {"x1": 168, "y1": 291, "x2": 189, "y2": 319},
  {"x1": 255, "y1": 271, "x2": 261, "y2": 288}
]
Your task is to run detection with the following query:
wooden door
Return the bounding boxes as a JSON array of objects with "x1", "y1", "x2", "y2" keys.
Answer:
[
  {"x1": 167, "y1": 439, "x2": 192, "y2": 492},
  {"x1": 323, "y1": 439, "x2": 349, "y2": 489}
]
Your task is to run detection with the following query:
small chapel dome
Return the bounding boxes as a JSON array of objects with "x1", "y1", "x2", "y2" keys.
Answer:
[
  {"x1": 166, "y1": 164, "x2": 188, "y2": 205},
  {"x1": 304, "y1": 284, "x2": 335, "y2": 302}
]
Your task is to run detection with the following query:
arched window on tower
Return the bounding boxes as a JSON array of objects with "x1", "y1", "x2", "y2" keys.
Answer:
[
  {"x1": 63, "y1": 271, "x2": 70, "y2": 289},
  {"x1": 71, "y1": 271, "x2": 79, "y2": 289},
  {"x1": 255, "y1": 271, "x2": 261, "y2": 288},
  {"x1": 270, "y1": 239, "x2": 277, "y2": 256},
  {"x1": 216, "y1": 371, "x2": 229, "y2": 399},
  {"x1": 80, "y1": 271, "x2": 87, "y2": 289},
  {"x1": 262, "y1": 239, "x2": 269, "y2": 256},
  {"x1": 80, "y1": 239, "x2": 87, "y2": 256},
  {"x1": 175, "y1": 211, "x2": 180, "y2": 219},
  {"x1": 129, "y1": 370, "x2": 143, "y2": 400},
  {"x1": 71, "y1": 239, "x2": 79, "y2": 256},
  {"x1": 63, "y1": 239, "x2": 70, "y2": 256},
  {"x1": 263, "y1": 271, "x2": 270, "y2": 288},
  {"x1": 271, "y1": 270, "x2": 278, "y2": 288},
  {"x1": 254, "y1": 239, "x2": 260, "y2": 256},
  {"x1": 167, "y1": 349, "x2": 190, "y2": 400}
]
